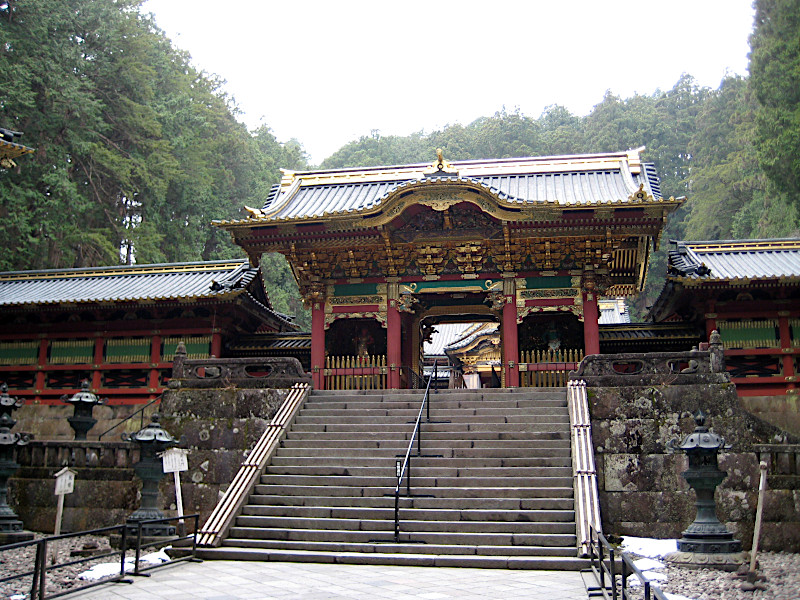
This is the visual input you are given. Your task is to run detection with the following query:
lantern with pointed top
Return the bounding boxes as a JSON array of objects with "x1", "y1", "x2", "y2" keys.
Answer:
[
  {"x1": 62, "y1": 380, "x2": 104, "y2": 440},
  {"x1": 0, "y1": 383, "x2": 32, "y2": 543},
  {"x1": 124, "y1": 414, "x2": 178, "y2": 537},
  {"x1": 666, "y1": 410, "x2": 744, "y2": 569}
]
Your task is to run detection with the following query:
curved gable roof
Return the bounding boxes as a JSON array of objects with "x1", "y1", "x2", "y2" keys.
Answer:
[
  {"x1": 218, "y1": 149, "x2": 672, "y2": 226},
  {"x1": 667, "y1": 239, "x2": 800, "y2": 283}
]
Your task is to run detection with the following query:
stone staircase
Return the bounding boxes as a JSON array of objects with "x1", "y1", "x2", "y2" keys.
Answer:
[{"x1": 200, "y1": 387, "x2": 586, "y2": 569}]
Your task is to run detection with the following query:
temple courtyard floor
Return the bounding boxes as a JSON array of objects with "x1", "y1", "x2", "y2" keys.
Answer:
[{"x1": 63, "y1": 559, "x2": 589, "y2": 599}]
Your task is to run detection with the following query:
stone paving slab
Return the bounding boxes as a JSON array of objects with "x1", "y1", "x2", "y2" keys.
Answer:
[{"x1": 63, "y1": 560, "x2": 588, "y2": 599}]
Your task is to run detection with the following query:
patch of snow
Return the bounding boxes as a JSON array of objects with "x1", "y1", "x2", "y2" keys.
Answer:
[
  {"x1": 621, "y1": 536, "x2": 677, "y2": 558},
  {"x1": 628, "y1": 570, "x2": 668, "y2": 587},
  {"x1": 78, "y1": 546, "x2": 172, "y2": 580},
  {"x1": 139, "y1": 547, "x2": 171, "y2": 564},
  {"x1": 10, "y1": 594, "x2": 27, "y2": 600},
  {"x1": 633, "y1": 557, "x2": 665, "y2": 571},
  {"x1": 78, "y1": 558, "x2": 134, "y2": 580}
]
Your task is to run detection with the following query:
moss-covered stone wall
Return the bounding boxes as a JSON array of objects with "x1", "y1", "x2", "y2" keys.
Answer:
[{"x1": 577, "y1": 351, "x2": 800, "y2": 552}]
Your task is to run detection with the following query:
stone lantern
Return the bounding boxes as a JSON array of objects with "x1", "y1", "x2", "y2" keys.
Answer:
[
  {"x1": 62, "y1": 380, "x2": 104, "y2": 440},
  {"x1": 0, "y1": 383, "x2": 32, "y2": 543},
  {"x1": 666, "y1": 410, "x2": 744, "y2": 570},
  {"x1": 124, "y1": 414, "x2": 178, "y2": 537}
]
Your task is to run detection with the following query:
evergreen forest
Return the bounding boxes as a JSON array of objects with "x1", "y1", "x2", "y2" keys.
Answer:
[{"x1": 1, "y1": 0, "x2": 799, "y2": 323}]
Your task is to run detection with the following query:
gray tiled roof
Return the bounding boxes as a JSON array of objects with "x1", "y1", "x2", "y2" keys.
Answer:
[
  {"x1": 668, "y1": 239, "x2": 800, "y2": 281},
  {"x1": 598, "y1": 298, "x2": 630, "y2": 324},
  {"x1": 0, "y1": 260, "x2": 258, "y2": 307},
  {"x1": 240, "y1": 150, "x2": 665, "y2": 224},
  {"x1": 444, "y1": 323, "x2": 500, "y2": 354},
  {"x1": 424, "y1": 323, "x2": 476, "y2": 356}
]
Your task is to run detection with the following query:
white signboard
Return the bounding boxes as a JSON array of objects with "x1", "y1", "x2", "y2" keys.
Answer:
[
  {"x1": 161, "y1": 448, "x2": 189, "y2": 473},
  {"x1": 54, "y1": 467, "x2": 75, "y2": 496}
]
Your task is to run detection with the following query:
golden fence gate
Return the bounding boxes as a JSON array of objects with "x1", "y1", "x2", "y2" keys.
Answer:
[
  {"x1": 324, "y1": 355, "x2": 387, "y2": 390},
  {"x1": 519, "y1": 348, "x2": 584, "y2": 387}
]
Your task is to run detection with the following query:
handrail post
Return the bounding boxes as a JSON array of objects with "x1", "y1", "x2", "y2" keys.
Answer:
[
  {"x1": 191, "y1": 514, "x2": 198, "y2": 560},
  {"x1": 31, "y1": 539, "x2": 44, "y2": 600},
  {"x1": 394, "y1": 489, "x2": 400, "y2": 542},
  {"x1": 134, "y1": 521, "x2": 143, "y2": 576},
  {"x1": 610, "y1": 545, "x2": 618, "y2": 600},
  {"x1": 120, "y1": 524, "x2": 128, "y2": 579}
]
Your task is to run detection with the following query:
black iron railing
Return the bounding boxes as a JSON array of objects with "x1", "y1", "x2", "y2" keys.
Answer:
[
  {"x1": 393, "y1": 361, "x2": 437, "y2": 542},
  {"x1": 586, "y1": 525, "x2": 669, "y2": 600},
  {"x1": 0, "y1": 515, "x2": 199, "y2": 600},
  {"x1": 408, "y1": 364, "x2": 426, "y2": 390},
  {"x1": 97, "y1": 395, "x2": 161, "y2": 440}
]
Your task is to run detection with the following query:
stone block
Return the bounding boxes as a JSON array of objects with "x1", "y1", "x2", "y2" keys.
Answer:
[{"x1": 602, "y1": 453, "x2": 683, "y2": 492}]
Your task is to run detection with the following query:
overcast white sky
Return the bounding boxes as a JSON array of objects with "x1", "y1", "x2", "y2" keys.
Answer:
[{"x1": 140, "y1": 1, "x2": 755, "y2": 165}]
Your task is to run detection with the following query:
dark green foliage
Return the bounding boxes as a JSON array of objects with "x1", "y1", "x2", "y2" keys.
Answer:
[
  {"x1": 0, "y1": 0, "x2": 308, "y2": 325},
  {"x1": 0, "y1": 0, "x2": 308, "y2": 271},
  {"x1": 749, "y1": 0, "x2": 800, "y2": 207}
]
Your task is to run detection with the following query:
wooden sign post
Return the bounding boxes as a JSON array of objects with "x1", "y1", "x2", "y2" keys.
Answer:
[
  {"x1": 53, "y1": 467, "x2": 76, "y2": 536},
  {"x1": 161, "y1": 448, "x2": 189, "y2": 524}
]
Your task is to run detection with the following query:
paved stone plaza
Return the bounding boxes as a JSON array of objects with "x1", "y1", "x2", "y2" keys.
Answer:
[{"x1": 64, "y1": 560, "x2": 589, "y2": 599}]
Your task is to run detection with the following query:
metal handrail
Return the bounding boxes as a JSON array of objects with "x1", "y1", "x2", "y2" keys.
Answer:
[
  {"x1": 567, "y1": 380, "x2": 602, "y2": 555},
  {"x1": 393, "y1": 361, "x2": 437, "y2": 542},
  {"x1": 98, "y1": 395, "x2": 161, "y2": 440},
  {"x1": 586, "y1": 525, "x2": 669, "y2": 600},
  {"x1": 196, "y1": 383, "x2": 310, "y2": 546}
]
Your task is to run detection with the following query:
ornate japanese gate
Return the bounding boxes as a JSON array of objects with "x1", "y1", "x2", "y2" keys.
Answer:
[{"x1": 217, "y1": 149, "x2": 681, "y2": 389}]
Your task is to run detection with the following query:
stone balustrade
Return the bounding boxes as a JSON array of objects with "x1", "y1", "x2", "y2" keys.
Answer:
[
  {"x1": 171, "y1": 353, "x2": 311, "y2": 389},
  {"x1": 15, "y1": 440, "x2": 138, "y2": 469}
]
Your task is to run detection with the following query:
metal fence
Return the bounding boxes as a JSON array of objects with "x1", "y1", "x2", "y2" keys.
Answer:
[
  {"x1": 0, "y1": 515, "x2": 198, "y2": 600},
  {"x1": 585, "y1": 526, "x2": 669, "y2": 600}
]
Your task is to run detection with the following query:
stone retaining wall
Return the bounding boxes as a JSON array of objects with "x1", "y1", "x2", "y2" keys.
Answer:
[{"x1": 573, "y1": 347, "x2": 800, "y2": 552}]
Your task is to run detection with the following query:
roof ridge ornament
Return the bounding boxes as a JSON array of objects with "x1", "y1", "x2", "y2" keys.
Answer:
[
  {"x1": 628, "y1": 183, "x2": 654, "y2": 203},
  {"x1": 423, "y1": 148, "x2": 459, "y2": 178}
]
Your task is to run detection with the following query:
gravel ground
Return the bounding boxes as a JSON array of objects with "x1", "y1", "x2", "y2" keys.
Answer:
[
  {"x1": 627, "y1": 552, "x2": 800, "y2": 600},
  {"x1": 0, "y1": 534, "x2": 129, "y2": 599}
]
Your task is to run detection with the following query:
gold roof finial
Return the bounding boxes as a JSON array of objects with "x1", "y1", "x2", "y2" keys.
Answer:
[{"x1": 425, "y1": 148, "x2": 457, "y2": 176}]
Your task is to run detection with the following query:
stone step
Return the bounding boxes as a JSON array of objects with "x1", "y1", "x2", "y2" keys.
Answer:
[
  {"x1": 235, "y1": 515, "x2": 576, "y2": 535},
  {"x1": 258, "y1": 474, "x2": 574, "y2": 488},
  {"x1": 196, "y1": 546, "x2": 588, "y2": 571},
  {"x1": 227, "y1": 526, "x2": 577, "y2": 548},
  {"x1": 268, "y1": 456, "x2": 572, "y2": 468},
  {"x1": 294, "y1": 414, "x2": 570, "y2": 425},
  {"x1": 276, "y1": 440, "x2": 570, "y2": 459},
  {"x1": 283, "y1": 431, "x2": 569, "y2": 443},
  {"x1": 264, "y1": 465, "x2": 573, "y2": 478},
  {"x1": 248, "y1": 495, "x2": 575, "y2": 511},
  {"x1": 288, "y1": 422, "x2": 570, "y2": 433},
  {"x1": 219, "y1": 538, "x2": 579, "y2": 557},
  {"x1": 309, "y1": 388, "x2": 566, "y2": 398},
  {"x1": 253, "y1": 484, "x2": 574, "y2": 499},
  {"x1": 240, "y1": 504, "x2": 576, "y2": 523},
  {"x1": 299, "y1": 401, "x2": 568, "y2": 412}
]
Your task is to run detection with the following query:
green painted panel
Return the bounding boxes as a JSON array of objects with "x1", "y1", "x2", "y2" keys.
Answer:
[
  {"x1": 402, "y1": 279, "x2": 501, "y2": 293},
  {"x1": 50, "y1": 340, "x2": 94, "y2": 364},
  {"x1": 524, "y1": 276, "x2": 573, "y2": 289},
  {"x1": 162, "y1": 336, "x2": 211, "y2": 360},
  {"x1": 333, "y1": 283, "x2": 379, "y2": 297},
  {"x1": 106, "y1": 338, "x2": 151, "y2": 363},
  {"x1": 0, "y1": 341, "x2": 38, "y2": 366},
  {"x1": 718, "y1": 320, "x2": 779, "y2": 349}
]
